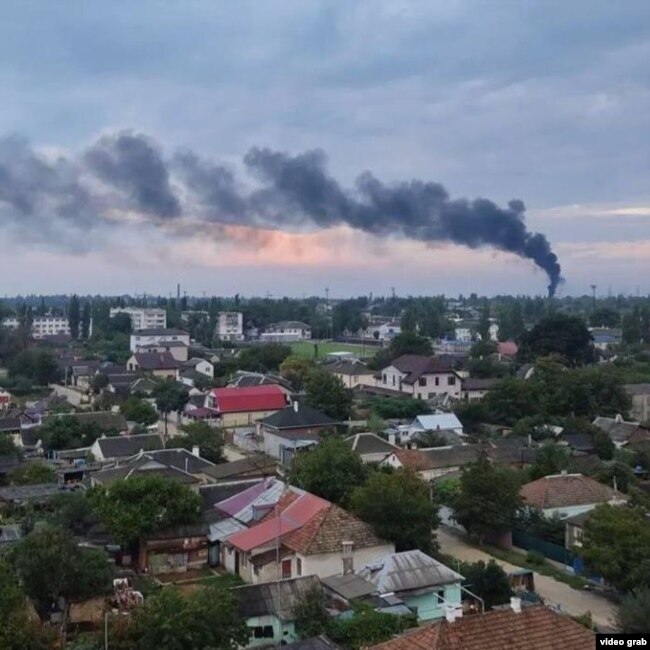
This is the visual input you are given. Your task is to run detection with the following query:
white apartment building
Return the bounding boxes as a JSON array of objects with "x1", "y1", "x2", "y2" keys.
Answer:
[
  {"x1": 217, "y1": 312, "x2": 244, "y2": 342},
  {"x1": 129, "y1": 328, "x2": 190, "y2": 353},
  {"x1": 260, "y1": 321, "x2": 312, "y2": 342},
  {"x1": 109, "y1": 307, "x2": 167, "y2": 331},
  {"x1": 2, "y1": 315, "x2": 72, "y2": 339}
]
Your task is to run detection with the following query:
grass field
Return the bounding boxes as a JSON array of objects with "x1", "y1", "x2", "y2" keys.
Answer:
[{"x1": 289, "y1": 340, "x2": 376, "y2": 359}]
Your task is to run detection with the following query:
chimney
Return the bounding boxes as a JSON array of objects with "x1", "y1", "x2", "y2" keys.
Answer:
[
  {"x1": 191, "y1": 445, "x2": 200, "y2": 457},
  {"x1": 510, "y1": 597, "x2": 522, "y2": 613},
  {"x1": 293, "y1": 401, "x2": 299, "y2": 413},
  {"x1": 444, "y1": 604, "x2": 463, "y2": 623},
  {"x1": 342, "y1": 541, "x2": 354, "y2": 575},
  {"x1": 615, "y1": 414, "x2": 623, "y2": 423}
]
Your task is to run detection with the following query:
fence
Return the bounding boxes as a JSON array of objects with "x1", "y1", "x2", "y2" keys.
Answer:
[{"x1": 512, "y1": 529, "x2": 575, "y2": 567}]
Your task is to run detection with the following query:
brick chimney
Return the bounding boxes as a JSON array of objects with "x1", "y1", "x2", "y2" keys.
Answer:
[
  {"x1": 342, "y1": 541, "x2": 354, "y2": 575},
  {"x1": 510, "y1": 597, "x2": 522, "y2": 613}
]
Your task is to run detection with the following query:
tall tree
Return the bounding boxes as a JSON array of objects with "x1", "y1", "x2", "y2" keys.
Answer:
[
  {"x1": 153, "y1": 379, "x2": 189, "y2": 437},
  {"x1": 10, "y1": 526, "x2": 113, "y2": 624},
  {"x1": 518, "y1": 313, "x2": 595, "y2": 366},
  {"x1": 290, "y1": 436, "x2": 367, "y2": 506},
  {"x1": 458, "y1": 560, "x2": 513, "y2": 610},
  {"x1": 453, "y1": 455, "x2": 523, "y2": 542},
  {"x1": 477, "y1": 303, "x2": 491, "y2": 341},
  {"x1": 279, "y1": 355, "x2": 315, "y2": 391},
  {"x1": 304, "y1": 370, "x2": 353, "y2": 421},
  {"x1": 80, "y1": 301, "x2": 91, "y2": 339},
  {"x1": 529, "y1": 443, "x2": 572, "y2": 480},
  {"x1": 174, "y1": 421, "x2": 226, "y2": 464},
  {"x1": 89, "y1": 475, "x2": 201, "y2": 548},
  {"x1": 350, "y1": 468, "x2": 440, "y2": 554},
  {"x1": 68, "y1": 294, "x2": 81, "y2": 340},
  {"x1": 616, "y1": 588, "x2": 650, "y2": 633}
]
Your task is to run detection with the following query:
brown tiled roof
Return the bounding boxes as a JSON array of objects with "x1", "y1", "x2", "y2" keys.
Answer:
[
  {"x1": 520, "y1": 473, "x2": 622, "y2": 509},
  {"x1": 369, "y1": 605, "x2": 593, "y2": 650},
  {"x1": 284, "y1": 503, "x2": 386, "y2": 555},
  {"x1": 390, "y1": 449, "x2": 441, "y2": 472},
  {"x1": 387, "y1": 355, "x2": 455, "y2": 385}
]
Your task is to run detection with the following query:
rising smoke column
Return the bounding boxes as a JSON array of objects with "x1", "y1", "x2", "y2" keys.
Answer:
[{"x1": 0, "y1": 131, "x2": 562, "y2": 295}]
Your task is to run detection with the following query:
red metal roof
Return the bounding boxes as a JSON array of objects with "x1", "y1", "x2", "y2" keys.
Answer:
[
  {"x1": 211, "y1": 385, "x2": 287, "y2": 414},
  {"x1": 227, "y1": 492, "x2": 330, "y2": 552}
]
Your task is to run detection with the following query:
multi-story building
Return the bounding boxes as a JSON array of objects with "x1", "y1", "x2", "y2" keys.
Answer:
[
  {"x1": 129, "y1": 328, "x2": 190, "y2": 353},
  {"x1": 109, "y1": 307, "x2": 167, "y2": 331},
  {"x1": 379, "y1": 354, "x2": 462, "y2": 400},
  {"x1": 260, "y1": 321, "x2": 312, "y2": 342},
  {"x1": 217, "y1": 312, "x2": 244, "y2": 342},
  {"x1": 2, "y1": 315, "x2": 72, "y2": 339}
]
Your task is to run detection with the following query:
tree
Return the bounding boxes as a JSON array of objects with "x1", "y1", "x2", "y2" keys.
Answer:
[
  {"x1": 400, "y1": 306, "x2": 418, "y2": 334},
  {"x1": 80, "y1": 301, "x2": 92, "y2": 339},
  {"x1": 279, "y1": 355, "x2": 315, "y2": 391},
  {"x1": 153, "y1": 379, "x2": 189, "y2": 437},
  {"x1": 108, "y1": 312, "x2": 133, "y2": 334},
  {"x1": 518, "y1": 313, "x2": 595, "y2": 366},
  {"x1": 174, "y1": 421, "x2": 226, "y2": 464},
  {"x1": 453, "y1": 455, "x2": 523, "y2": 542},
  {"x1": 529, "y1": 443, "x2": 572, "y2": 480},
  {"x1": 8, "y1": 350, "x2": 60, "y2": 385},
  {"x1": 581, "y1": 504, "x2": 650, "y2": 592},
  {"x1": 589, "y1": 461, "x2": 637, "y2": 493},
  {"x1": 350, "y1": 469, "x2": 439, "y2": 554},
  {"x1": 89, "y1": 475, "x2": 201, "y2": 548},
  {"x1": 121, "y1": 396, "x2": 158, "y2": 426},
  {"x1": 290, "y1": 437, "x2": 367, "y2": 506},
  {"x1": 477, "y1": 303, "x2": 491, "y2": 341},
  {"x1": 616, "y1": 588, "x2": 650, "y2": 633},
  {"x1": 458, "y1": 560, "x2": 513, "y2": 610},
  {"x1": 367, "y1": 396, "x2": 430, "y2": 420},
  {"x1": 10, "y1": 461, "x2": 56, "y2": 485},
  {"x1": 237, "y1": 343, "x2": 292, "y2": 372},
  {"x1": 108, "y1": 585, "x2": 248, "y2": 650},
  {"x1": 91, "y1": 372, "x2": 109, "y2": 393},
  {"x1": 590, "y1": 307, "x2": 620, "y2": 328},
  {"x1": 294, "y1": 585, "x2": 330, "y2": 639},
  {"x1": 0, "y1": 435, "x2": 18, "y2": 456},
  {"x1": 10, "y1": 526, "x2": 113, "y2": 621},
  {"x1": 388, "y1": 332, "x2": 433, "y2": 358},
  {"x1": 68, "y1": 295, "x2": 81, "y2": 340},
  {"x1": 49, "y1": 492, "x2": 95, "y2": 535},
  {"x1": 304, "y1": 370, "x2": 353, "y2": 420}
]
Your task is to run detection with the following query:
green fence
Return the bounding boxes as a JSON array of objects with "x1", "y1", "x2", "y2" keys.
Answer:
[{"x1": 512, "y1": 529, "x2": 574, "y2": 566}]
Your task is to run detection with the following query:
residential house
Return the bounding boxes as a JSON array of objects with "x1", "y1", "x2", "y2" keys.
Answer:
[
  {"x1": 261, "y1": 321, "x2": 312, "y2": 342},
  {"x1": 520, "y1": 472, "x2": 625, "y2": 519},
  {"x1": 564, "y1": 510, "x2": 592, "y2": 551},
  {"x1": 460, "y1": 378, "x2": 497, "y2": 402},
  {"x1": 138, "y1": 521, "x2": 211, "y2": 574},
  {"x1": 217, "y1": 312, "x2": 244, "y2": 342},
  {"x1": 0, "y1": 416, "x2": 21, "y2": 435},
  {"x1": 397, "y1": 413, "x2": 464, "y2": 446},
  {"x1": 227, "y1": 372, "x2": 292, "y2": 392},
  {"x1": 324, "y1": 360, "x2": 376, "y2": 389},
  {"x1": 182, "y1": 357, "x2": 214, "y2": 378},
  {"x1": 223, "y1": 490, "x2": 394, "y2": 584},
  {"x1": 358, "y1": 319, "x2": 401, "y2": 342},
  {"x1": 592, "y1": 414, "x2": 641, "y2": 448},
  {"x1": 0, "y1": 388, "x2": 12, "y2": 409},
  {"x1": 203, "y1": 385, "x2": 289, "y2": 427},
  {"x1": 204, "y1": 455, "x2": 277, "y2": 483},
  {"x1": 129, "y1": 377, "x2": 158, "y2": 396},
  {"x1": 129, "y1": 328, "x2": 190, "y2": 353},
  {"x1": 345, "y1": 433, "x2": 398, "y2": 463},
  {"x1": 0, "y1": 483, "x2": 64, "y2": 509},
  {"x1": 257, "y1": 403, "x2": 337, "y2": 463},
  {"x1": 135, "y1": 340, "x2": 189, "y2": 362},
  {"x1": 89, "y1": 433, "x2": 163, "y2": 462},
  {"x1": 368, "y1": 603, "x2": 594, "y2": 650},
  {"x1": 234, "y1": 575, "x2": 322, "y2": 648},
  {"x1": 589, "y1": 327, "x2": 622, "y2": 351},
  {"x1": 381, "y1": 447, "x2": 479, "y2": 481},
  {"x1": 379, "y1": 355, "x2": 462, "y2": 400},
  {"x1": 126, "y1": 351, "x2": 180, "y2": 379},
  {"x1": 109, "y1": 307, "x2": 167, "y2": 331},
  {"x1": 359, "y1": 550, "x2": 464, "y2": 622},
  {"x1": 496, "y1": 341, "x2": 518, "y2": 358},
  {"x1": 624, "y1": 384, "x2": 650, "y2": 422}
]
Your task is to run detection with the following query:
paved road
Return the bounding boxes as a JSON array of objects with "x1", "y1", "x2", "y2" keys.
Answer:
[{"x1": 437, "y1": 527, "x2": 618, "y2": 630}]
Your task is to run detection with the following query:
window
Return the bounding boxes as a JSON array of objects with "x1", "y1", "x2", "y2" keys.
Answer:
[
  {"x1": 382, "y1": 374, "x2": 387, "y2": 385},
  {"x1": 418, "y1": 377, "x2": 427, "y2": 387},
  {"x1": 392, "y1": 375, "x2": 396, "y2": 386},
  {"x1": 448, "y1": 376, "x2": 456, "y2": 386},
  {"x1": 296, "y1": 558, "x2": 302, "y2": 576},
  {"x1": 252, "y1": 626, "x2": 274, "y2": 639},
  {"x1": 435, "y1": 377, "x2": 439, "y2": 386},
  {"x1": 435, "y1": 589, "x2": 445, "y2": 604},
  {"x1": 281, "y1": 559, "x2": 292, "y2": 579}
]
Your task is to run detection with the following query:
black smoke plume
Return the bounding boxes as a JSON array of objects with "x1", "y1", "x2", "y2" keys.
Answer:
[{"x1": 0, "y1": 130, "x2": 562, "y2": 295}]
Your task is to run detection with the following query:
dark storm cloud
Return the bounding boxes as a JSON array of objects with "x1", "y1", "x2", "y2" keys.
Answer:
[
  {"x1": 85, "y1": 131, "x2": 180, "y2": 218},
  {"x1": 0, "y1": 131, "x2": 562, "y2": 294}
]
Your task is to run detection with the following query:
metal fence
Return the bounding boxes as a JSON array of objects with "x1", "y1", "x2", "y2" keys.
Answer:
[{"x1": 512, "y1": 529, "x2": 575, "y2": 566}]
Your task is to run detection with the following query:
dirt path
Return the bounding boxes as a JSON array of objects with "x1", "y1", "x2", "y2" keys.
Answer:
[{"x1": 437, "y1": 527, "x2": 618, "y2": 630}]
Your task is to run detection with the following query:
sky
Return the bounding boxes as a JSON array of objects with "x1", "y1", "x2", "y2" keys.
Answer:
[{"x1": 0, "y1": 0, "x2": 649, "y2": 298}]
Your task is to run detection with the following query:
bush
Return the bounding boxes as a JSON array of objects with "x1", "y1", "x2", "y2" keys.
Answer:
[{"x1": 526, "y1": 550, "x2": 545, "y2": 565}]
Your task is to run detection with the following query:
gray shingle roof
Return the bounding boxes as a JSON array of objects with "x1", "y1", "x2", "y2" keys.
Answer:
[
  {"x1": 258, "y1": 404, "x2": 336, "y2": 431},
  {"x1": 132, "y1": 352, "x2": 180, "y2": 370},
  {"x1": 203, "y1": 455, "x2": 276, "y2": 480},
  {"x1": 95, "y1": 433, "x2": 163, "y2": 458},
  {"x1": 345, "y1": 433, "x2": 397, "y2": 455},
  {"x1": 134, "y1": 328, "x2": 189, "y2": 336},
  {"x1": 592, "y1": 416, "x2": 640, "y2": 443}
]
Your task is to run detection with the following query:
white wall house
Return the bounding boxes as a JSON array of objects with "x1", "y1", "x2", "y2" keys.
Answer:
[
  {"x1": 380, "y1": 355, "x2": 462, "y2": 400},
  {"x1": 217, "y1": 312, "x2": 244, "y2": 342},
  {"x1": 129, "y1": 328, "x2": 190, "y2": 353},
  {"x1": 260, "y1": 321, "x2": 312, "y2": 342},
  {"x1": 109, "y1": 307, "x2": 167, "y2": 331}
]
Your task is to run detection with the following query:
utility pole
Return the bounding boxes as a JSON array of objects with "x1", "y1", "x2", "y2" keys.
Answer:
[{"x1": 590, "y1": 284, "x2": 597, "y2": 310}]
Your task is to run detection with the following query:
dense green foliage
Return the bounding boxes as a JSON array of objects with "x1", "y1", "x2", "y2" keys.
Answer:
[
  {"x1": 453, "y1": 455, "x2": 523, "y2": 542},
  {"x1": 237, "y1": 343, "x2": 292, "y2": 372},
  {"x1": 304, "y1": 369, "x2": 353, "y2": 420},
  {"x1": 581, "y1": 504, "x2": 650, "y2": 592},
  {"x1": 39, "y1": 414, "x2": 122, "y2": 451},
  {"x1": 365, "y1": 396, "x2": 431, "y2": 420},
  {"x1": 121, "y1": 396, "x2": 158, "y2": 425},
  {"x1": 616, "y1": 588, "x2": 650, "y2": 633},
  {"x1": 458, "y1": 560, "x2": 513, "y2": 610},
  {"x1": 8, "y1": 350, "x2": 61, "y2": 386},
  {"x1": 89, "y1": 476, "x2": 202, "y2": 547},
  {"x1": 9, "y1": 462, "x2": 56, "y2": 485},
  {"x1": 10, "y1": 526, "x2": 113, "y2": 619},
  {"x1": 350, "y1": 468, "x2": 440, "y2": 554},
  {"x1": 153, "y1": 379, "x2": 189, "y2": 436},
  {"x1": 279, "y1": 354, "x2": 315, "y2": 390},
  {"x1": 290, "y1": 436, "x2": 367, "y2": 506},
  {"x1": 173, "y1": 421, "x2": 226, "y2": 464}
]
